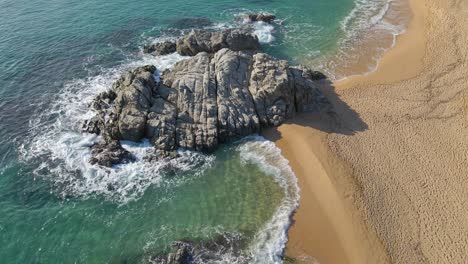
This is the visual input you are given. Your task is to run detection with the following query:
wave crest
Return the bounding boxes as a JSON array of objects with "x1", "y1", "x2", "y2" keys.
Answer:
[{"x1": 17, "y1": 53, "x2": 218, "y2": 203}]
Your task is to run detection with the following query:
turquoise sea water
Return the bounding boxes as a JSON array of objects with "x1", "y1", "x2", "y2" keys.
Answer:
[{"x1": 0, "y1": 0, "x2": 406, "y2": 263}]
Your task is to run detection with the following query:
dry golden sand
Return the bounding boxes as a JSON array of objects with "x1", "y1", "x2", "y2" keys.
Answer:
[{"x1": 265, "y1": 0, "x2": 468, "y2": 263}]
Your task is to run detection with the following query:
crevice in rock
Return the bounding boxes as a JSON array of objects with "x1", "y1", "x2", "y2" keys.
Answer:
[
  {"x1": 245, "y1": 55, "x2": 262, "y2": 132},
  {"x1": 213, "y1": 60, "x2": 220, "y2": 147}
]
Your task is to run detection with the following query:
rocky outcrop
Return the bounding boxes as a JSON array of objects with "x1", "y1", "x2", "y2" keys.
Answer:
[
  {"x1": 213, "y1": 49, "x2": 260, "y2": 142},
  {"x1": 143, "y1": 29, "x2": 261, "y2": 57},
  {"x1": 176, "y1": 29, "x2": 261, "y2": 56},
  {"x1": 85, "y1": 30, "x2": 328, "y2": 166},
  {"x1": 143, "y1": 41, "x2": 177, "y2": 56},
  {"x1": 247, "y1": 13, "x2": 276, "y2": 23},
  {"x1": 160, "y1": 52, "x2": 218, "y2": 150}
]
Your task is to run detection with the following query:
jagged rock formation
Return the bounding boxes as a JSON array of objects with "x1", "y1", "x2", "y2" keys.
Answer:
[
  {"x1": 143, "y1": 29, "x2": 261, "y2": 57},
  {"x1": 85, "y1": 30, "x2": 328, "y2": 166},
  {"x1": 176, "y1": 29, "x2": 261, "y2": 56}
]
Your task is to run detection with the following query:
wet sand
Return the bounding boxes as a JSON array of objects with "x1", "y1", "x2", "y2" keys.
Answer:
[{"x1": 266, "y1": 0, "x2": 468, "y2": 263}]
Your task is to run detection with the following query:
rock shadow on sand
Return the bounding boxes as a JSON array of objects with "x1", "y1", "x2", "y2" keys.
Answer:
[{"x1": 266, "y1": 79, "x2": 368, "y2": 141}]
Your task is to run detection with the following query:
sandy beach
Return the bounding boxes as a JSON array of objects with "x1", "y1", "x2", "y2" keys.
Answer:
[{"x1": 265, "y1": 0, "x2": 468, "y2": 263}]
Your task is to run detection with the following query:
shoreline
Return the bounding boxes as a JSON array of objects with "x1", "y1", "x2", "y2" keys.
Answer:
[
  {"x1": 309, "y1": 0, "x2": 412, "y2": 81},
  {"x1": 264, "y1": 0, "x2": 432, "y2": 262},
  {"x1": 269, "y1": 0, "x2": 468, "y2": 262}
]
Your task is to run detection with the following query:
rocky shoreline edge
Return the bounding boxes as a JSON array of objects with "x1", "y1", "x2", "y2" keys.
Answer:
[{"x1": 83, "y1": 26, "x2": 330, "y2": 168}]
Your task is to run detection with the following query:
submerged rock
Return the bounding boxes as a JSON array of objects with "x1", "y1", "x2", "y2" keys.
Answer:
[
  {"x1": 247, "y1": 13, "x2": 276, "y2": 23},
  {"x1": 144, "y1": 234, "x2": 245, "y2": 264},
  {"x1": 156, "y1": 241, "x2": 194, "y2": 264},
  {"x1": 84, "y1": 29, "x2": 329, "y2": 167}
]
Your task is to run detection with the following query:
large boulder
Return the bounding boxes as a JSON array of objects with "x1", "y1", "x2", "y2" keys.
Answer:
[
  {"x1": 111, "y1": 65, "x2": 157, "y2": 141},
  {"x1": 248, "y1": 53, "x2": 295, "y2": 126},
  {"x1": 213, "y1": 49, "x2": 261, "y2": 141},
  {"x1": 176, "y1": 29, "x2": 261, "y2": 56},
  {"x1": 161, "y1": 52, "x2": 218, "y2": 150},
  {"x1": 84, "y1": 31, "x2": 328, "y2": 166}
]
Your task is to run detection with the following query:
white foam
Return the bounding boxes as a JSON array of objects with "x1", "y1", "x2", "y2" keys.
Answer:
[
  {"x1": 19, "y1": 34, "x2": 298, "y2": 263},
  {"x1": 312, "y1": 0, "x2": 409, "y2": 80},
  {"x1": 236, "y1": 136, "x2": 300, "y2": 264},
  {"x1": 17, "y1": 52, "x2": 219, "y2": 203},
  {"x1": 342, "y1": 0, "x2": 390, "y2": 33},
  {"x1": 252, "y1": 21, "x2": 275, "y2": 44},
  {"x1": 139, "y1": 136, "x2": 300, "y2": 264},
  {"x1": 342, "y1": 0, "x2": 407, "y2": 45}
]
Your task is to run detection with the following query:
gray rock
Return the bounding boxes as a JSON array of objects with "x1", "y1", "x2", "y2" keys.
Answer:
[
  {"x1": 82, "y1": 116, "x2": 102, "y2": 134},
  {"x1": 89, "y1": 140, "x2": 134, "y2": 167},
  {"x1": 85, "y1": 30, "x2": 328, "y2": 166},
  {"x1": 167, "y1": 242, "x2": 193, "y2": 264},
  {"x1": 176, "y1": 29, "x2": 261, "y2": 56},
  {"x1": 111, "y1": 65, "x2": 157, "y2": 141},
  {"x1": 247, "y1": 13, "x2": 276, "y2": 23},
  {"x1": 213, "y1": 49, "x2": 260, "y2": 140},
  {"x1": 145, "y1": 241, "x2": 193, "y2": 264},
  {"x1": 143, "y1": 41, "x2": 177, "y2": 56},
  {"x1": 248, "y1": 53, "x2": 294, "y2": 126},
  {"x1": 162, "y1": 52, "x2": 218, "y2": 150}
]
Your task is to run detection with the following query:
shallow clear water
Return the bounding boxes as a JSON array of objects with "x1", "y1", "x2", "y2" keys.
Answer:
[{"x1": 0, "y1": 0, "x2": 406, "y2": 263}]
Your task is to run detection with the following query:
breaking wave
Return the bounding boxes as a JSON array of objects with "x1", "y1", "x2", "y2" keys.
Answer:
[
  {"x1": 17, "y1": 52, "x2": 212, "y2": 203},
  {"x1": 251, "y1": 21, "x2": 276, "y2": 44},
  {"x1": 316, "y1": 0, "x2": 410, "y2": 79},
  {"x1": 238, "y1": 136, "x2": 299, "y2": 263},
  {"x1": 18, "y1": 41, "x2": 299, "y2": 262}
]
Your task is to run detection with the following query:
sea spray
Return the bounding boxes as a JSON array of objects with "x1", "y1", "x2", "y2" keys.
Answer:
[
  {"x1": 237, "y1": 136, "x2": 300, "y2": 263},
  {"x1": 19, "y1": 53, "x2": 198, "y2": 203},
  {"x1": 18, "y1": 49, "x2": 300, "y2": 262},
  {"x1": 252, "y1": 21, "x2": 276, "y2": 44}
]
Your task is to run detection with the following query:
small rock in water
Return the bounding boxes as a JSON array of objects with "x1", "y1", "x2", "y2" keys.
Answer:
[
  {"x1": 89, "y1": 140, "x2": 135, "y2": 167},
  {"x1": 82, "y1": 116, "x2": 101, "y2": 134},
  {"x1": 247, "y1": 13, "x2": 276, "y2": 23},
  {"x1": 143, "y1": 41, "x2": 177, "y2": 56},
  {"x1": 145, "y1": 241, "x2": 193, "y2": 264}
]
